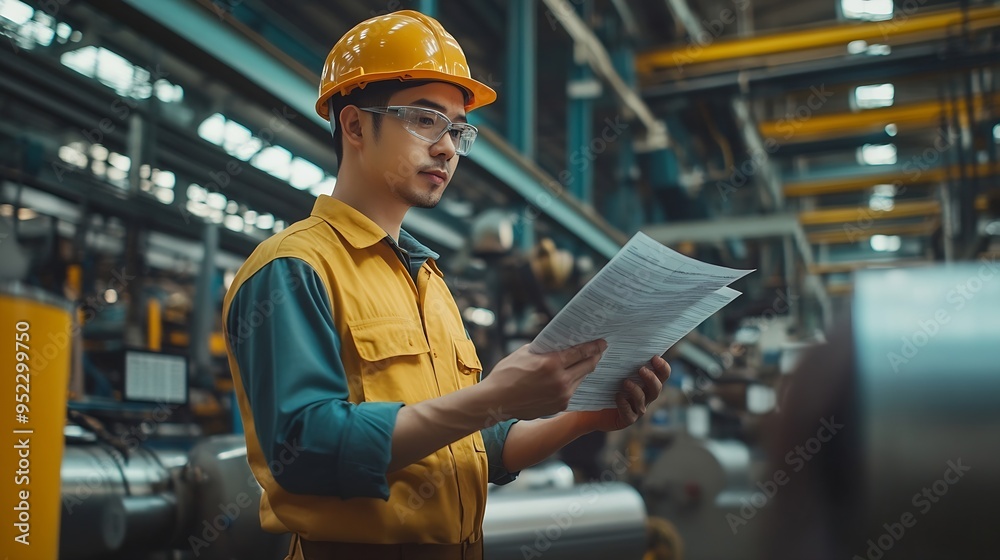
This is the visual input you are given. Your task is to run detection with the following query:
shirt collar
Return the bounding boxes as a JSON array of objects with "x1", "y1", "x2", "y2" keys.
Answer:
[
  {"x1": 398, "y1": 228, "x2": 440, "y2": 262},
  {"x1": 310, "y1": 195, "x2": 390, "y2": 249},
  {"x1": 310, "y1": 195, "x2": 444, "y2": 276}
]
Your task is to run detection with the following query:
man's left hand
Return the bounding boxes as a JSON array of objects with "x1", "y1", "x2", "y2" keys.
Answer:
[{"x1": 576, "y1": 355, "x2": 671, "y2": 432}]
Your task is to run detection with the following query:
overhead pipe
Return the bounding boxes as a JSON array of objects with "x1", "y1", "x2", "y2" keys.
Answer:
[
  {"x1": 798, "y1": 200, "x2": 941, "y2": 226},
  {"x1": 809, "y1": 258, "x2": 931, "y2": 275},
  {"x1": 784, "y1": 161, "x2": 1000, "y2": 197},
  {"x1": 806, "y1": 220, "x2": 940, "y2": 244},
  {"x1": 759, "y1": 93, "x2": 1000, "y2": 144},
  {"x1": 637, "y1": 5, "x2": 1000, "y2": 74}
]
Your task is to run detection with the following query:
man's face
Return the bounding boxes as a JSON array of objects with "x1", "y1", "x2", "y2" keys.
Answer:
[{"x1": 363, "y1": 82, "x2": 466, "y2": 209}]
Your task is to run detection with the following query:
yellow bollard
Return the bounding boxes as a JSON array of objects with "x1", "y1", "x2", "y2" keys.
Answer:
[{"x1": 1, "y1": 283, "x2": 73, "y2": 559}]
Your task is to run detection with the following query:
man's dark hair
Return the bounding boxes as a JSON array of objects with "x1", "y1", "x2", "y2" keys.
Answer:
[{"x1": 328, "y1": 79, "x2": 469, "y2": 163}]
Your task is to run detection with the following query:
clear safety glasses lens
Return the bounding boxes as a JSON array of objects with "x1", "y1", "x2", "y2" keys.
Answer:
[{"x1": 365, "y1": 106, "x2": 478, "y2": 156}]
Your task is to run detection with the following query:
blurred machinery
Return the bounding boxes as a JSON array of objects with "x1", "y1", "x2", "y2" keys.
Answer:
[{"x1": 55, "y1": 434, "x2": 649, "y2": 560}]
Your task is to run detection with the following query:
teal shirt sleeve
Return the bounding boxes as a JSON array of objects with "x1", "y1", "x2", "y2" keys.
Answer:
[
  {"x1": 226, "y1": 257, "x2": 403, "y2": 500},
  {"x1": 480, "y1": 418, "x2": 519, "y2": 485}
]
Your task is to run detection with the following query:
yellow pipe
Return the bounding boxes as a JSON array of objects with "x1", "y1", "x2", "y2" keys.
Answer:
[
  {"x1": 147, "y1": 298, "x2": 162, "y2": 351},
  {"x1": 637, "y1": 6, "x2": 1000, "y2": 72},
  {"x1": 806, "y1": 220, "x2": 939, "y2": 244},
  {"x1": 799, "y1": 199, "x2": 940, "y2": 226},
  {"x1": 760, "y1": 94, "x2": 1000, "y2": 144},
  {"x1": 786, "y1": 162, "x2": 1000, "y2": 197}
]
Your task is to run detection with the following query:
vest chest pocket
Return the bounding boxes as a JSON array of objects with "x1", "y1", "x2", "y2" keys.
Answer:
[
  {"x1": 453, "y1": 337, "x2": 483, "y2": 379},
  {"x1": 453, "y1": 338, "x2": 487, "y2": 453},
  {"x1": 348, "y1": 317, "x2": 433, "y2": 404}
]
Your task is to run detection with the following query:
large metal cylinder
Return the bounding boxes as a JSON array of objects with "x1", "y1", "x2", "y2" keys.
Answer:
[
  {"x1": 852, "y1": 265, "x2": 1000, "y2": 554},
  {"x1": 59, "y1": 436, "x2": 650, "y2": 559},
  {"x1": 644, "y1": 436, "x2": 752, "y2": 506},
  {"x1": 483, "y1": 481, "x2": 648, "y2": 560},
  {"x1": 59, "y1": 443, "x2": 188, "y2": 559}
]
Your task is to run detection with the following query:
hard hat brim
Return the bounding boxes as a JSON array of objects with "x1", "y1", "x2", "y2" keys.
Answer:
[{"x1": 315, "y1": 70, "x2": 497, "y2": 121}]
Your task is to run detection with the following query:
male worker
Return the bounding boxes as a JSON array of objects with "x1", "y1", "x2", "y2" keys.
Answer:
[{"x1": 222, "y1": 10, "x2": 671, "y2": 560}]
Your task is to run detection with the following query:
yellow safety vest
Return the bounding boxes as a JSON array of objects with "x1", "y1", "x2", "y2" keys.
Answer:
[{"x1": 223, "y1": 195, "x2": 488, "y2": 544}]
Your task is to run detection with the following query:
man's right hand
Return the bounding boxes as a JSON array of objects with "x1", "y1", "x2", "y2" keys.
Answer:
[{"x1": 480, "y1": 339, "x2": 607, "y2": 420}]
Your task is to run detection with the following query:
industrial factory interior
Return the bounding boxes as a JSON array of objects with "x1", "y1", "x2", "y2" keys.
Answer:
[{"x1": 1, "y1": 0, "x2": 998, "y2": 558}]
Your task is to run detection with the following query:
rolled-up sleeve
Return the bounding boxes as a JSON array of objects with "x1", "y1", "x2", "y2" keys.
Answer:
[
  {"x1": 481, "y1": 418, "x2": 519, "y2": 485},
  {"x1": 227, "y1": 257, "x2": 403, "y2": 500}
]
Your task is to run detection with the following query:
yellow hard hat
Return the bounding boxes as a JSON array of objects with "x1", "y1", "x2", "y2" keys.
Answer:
[{"x1": 315, "y1": 10, "x2": 497, "y2": 120}]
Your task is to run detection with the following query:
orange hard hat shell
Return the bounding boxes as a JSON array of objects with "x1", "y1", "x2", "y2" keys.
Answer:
[{"x1": 315, "y1": 10, "x2": 497, "y2": 120}]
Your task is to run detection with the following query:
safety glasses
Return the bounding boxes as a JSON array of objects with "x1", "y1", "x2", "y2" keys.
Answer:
[{"x1": 360, "y1": 105, "x2": 478, "y2": 156}]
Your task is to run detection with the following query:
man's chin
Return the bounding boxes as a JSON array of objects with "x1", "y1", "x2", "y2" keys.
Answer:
[{"x1": 400, "y1": 190, "x2": 443, "y2": 210}]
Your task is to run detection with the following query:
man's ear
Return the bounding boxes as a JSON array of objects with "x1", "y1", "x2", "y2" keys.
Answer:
[{"x1": 339, "y1": 105, "x2": 365, "y2": 150}]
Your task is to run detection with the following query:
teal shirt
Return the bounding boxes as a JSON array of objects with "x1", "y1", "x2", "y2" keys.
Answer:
[{"x1": 226, "y1": 230, "x2": 518, "y2": 500}]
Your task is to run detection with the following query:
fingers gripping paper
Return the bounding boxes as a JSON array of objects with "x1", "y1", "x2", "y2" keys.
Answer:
[{"x1": 529, "y1": 232, "x2": 753, "y2": 411}]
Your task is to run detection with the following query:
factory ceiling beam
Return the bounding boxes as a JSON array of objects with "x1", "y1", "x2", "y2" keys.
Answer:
[
  {"x1": 119, "y1": 0, "x2": 627, "y2": 259},
  {"x1": 760, "y1": 94, "x2": 1000, "y2": 144},
  {"x1": 643, "y1": 44, "x2": 1000, "y2": 99},
  {"x1": 636, "y1": 5, "x2": 1000, "y2": 75},
  {"x1": 785, "y1": 162, "x2": 1000, "y2": 197},
  {"x1": 642, "y1": 213, "x2": 801, "y2": 245},
  {"x1": 808, "y1": 258, "x2": 931, "y2": 275}
]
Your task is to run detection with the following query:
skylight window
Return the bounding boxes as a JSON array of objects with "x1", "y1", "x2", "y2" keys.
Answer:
[
  {"x1": 842, "y1": 0, "x2": 893, "y2": 21},
  {"x1": 60, "y1": 45, "x2": 184, "y2": 102},
  {"x1": 289, "y1": 158, "x2": 324, "y2": 190},
  {"x1": 869, "y1": 183, "x2": 896, "y2": 211},
  {"x1": 0, "y1": 0, "x2": 34, "y2": 25},
  {"x1": 253, "y1": 146, "x2": 293, "y2": 180},
  {"x1": 870, "y1": 235, "x2": 901, "y2": 252},
  {"x1": 197, "y1": 114, "x2": 335, "y2": 197},
  {"x1": 858, "y1": 144, "x2": 897, "y2": 165},
  {"x1": 311, "y1": 176, "x2": 337, "y2": 196},
  {"x1": 198, "y1": 113, "x2": 226, "y2": 145},
  {"x1": 2, "y1": 0, "x2": 81, "y2": 50},
  {"x1": 854, "y1": 84, "x2": 894, "y2": 109}
]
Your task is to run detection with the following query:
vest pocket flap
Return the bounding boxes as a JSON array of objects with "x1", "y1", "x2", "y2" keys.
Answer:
[
  {"x1": 349, "y1": 318, "x2": 430, "y2": 362},
  {"x1": 454, "y1": 337, "x2": 483, "y2": 375}
]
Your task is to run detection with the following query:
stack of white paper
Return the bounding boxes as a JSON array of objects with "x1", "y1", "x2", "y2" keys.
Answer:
[{"x1": 529, "y1": 232, "x2": 753, "y2": 411}]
